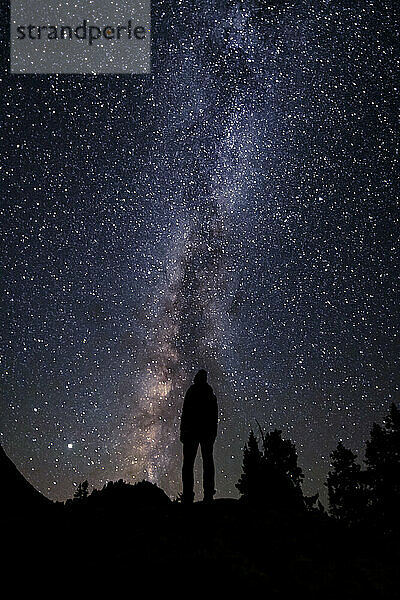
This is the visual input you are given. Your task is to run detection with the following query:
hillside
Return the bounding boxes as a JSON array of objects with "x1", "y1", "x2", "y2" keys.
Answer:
[
  {"x1": 1, "y1": 445, "x2": 399, "y2": 596},
  {"x1": 0, "y1": 444, "x2": 52, "y2": 512}
]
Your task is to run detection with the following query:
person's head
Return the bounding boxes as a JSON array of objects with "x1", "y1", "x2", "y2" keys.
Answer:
[{"x1": 194, "y1": 369, "x2": 207, "y2": 384}]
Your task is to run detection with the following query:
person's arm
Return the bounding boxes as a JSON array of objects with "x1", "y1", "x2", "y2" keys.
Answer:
[
  {"x1": 211, "y1": 393, "x2": 218, "y2": 440},
  {"x1": 180, "y1": 388, "x2": 191, "y2": 443}
]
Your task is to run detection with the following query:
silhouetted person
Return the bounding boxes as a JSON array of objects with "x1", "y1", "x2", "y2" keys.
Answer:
[{"x1": 180, "y1": 369, "x2": 218, "y2": 504}]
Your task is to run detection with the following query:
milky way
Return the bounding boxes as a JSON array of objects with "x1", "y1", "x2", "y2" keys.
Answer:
[{"x1": 1, "y1": 0, "x2": 398, "y2": 502}]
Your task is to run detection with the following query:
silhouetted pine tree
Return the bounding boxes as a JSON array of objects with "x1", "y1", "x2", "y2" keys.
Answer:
[
  {"x1": 263, "y1": 429, "x2": 303, "y2": 487},
  {"x1": 365, "y1": 402, "x2": 400, "y2": 529},
  {"x1": 236, "y1": 430, "x2": 267, "y2": 502},
  {"x1": 237, "y1": 428, "x2": 304, "y2": 508},
  {"x1": 262, "y1": 429, "x2": 304, "y2": 508},
  {"x1": 326, "y1": 441, "x2": 367, "y2": 524},
  {"x1": 74, "y1": 480, "x2": 89, "y2": 500}
]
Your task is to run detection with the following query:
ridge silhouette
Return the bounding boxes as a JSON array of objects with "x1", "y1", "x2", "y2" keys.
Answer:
[
  {"x1": 2, "y1": 404, "x2": 400, "y2": 596},
  {"x1": 0, "y1": 444, "x2": 52, "y2": 512}
]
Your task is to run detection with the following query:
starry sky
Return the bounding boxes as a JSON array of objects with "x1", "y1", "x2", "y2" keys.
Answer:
[{"x1": 1, "y1": 0, "x2": 399, "y2": 503}]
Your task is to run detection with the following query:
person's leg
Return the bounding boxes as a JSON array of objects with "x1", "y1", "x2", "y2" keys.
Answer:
[
  {"x1": 182, "y1": 439, "x2": 199, "y2": 503},
  {"x1": 200, "y1": 438, "x2": 216, "y2": 501}
]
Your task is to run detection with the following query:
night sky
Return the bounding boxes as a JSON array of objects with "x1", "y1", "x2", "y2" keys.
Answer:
[{"x1": 1, "y1": 0, "x2": 399, "y2": 503}]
